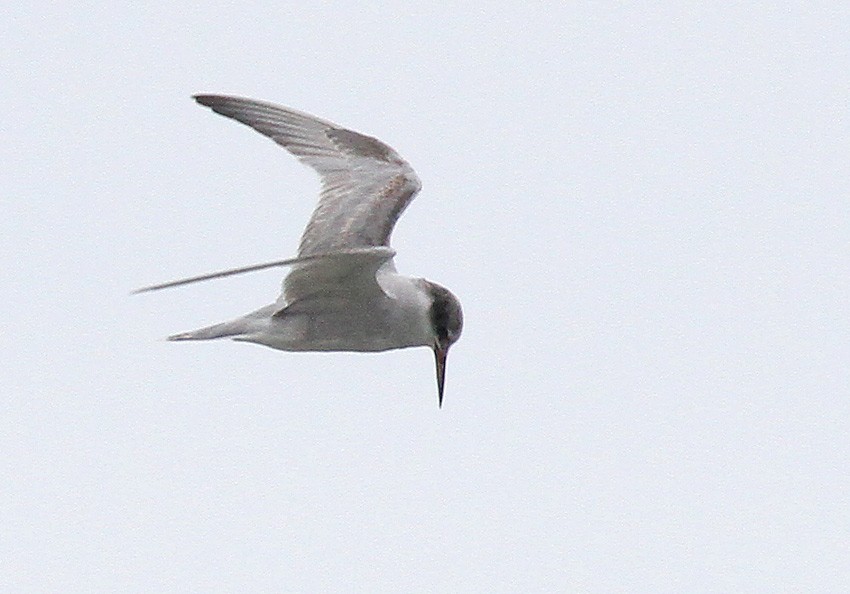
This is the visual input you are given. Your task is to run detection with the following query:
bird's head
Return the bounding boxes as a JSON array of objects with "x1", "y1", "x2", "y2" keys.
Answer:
[{"x1": 425, "y1": 282, "x2": 463, "y2": 407}]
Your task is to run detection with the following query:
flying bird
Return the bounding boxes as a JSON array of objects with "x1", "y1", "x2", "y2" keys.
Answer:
[{"x1": 136, "y1": 95, "x2": 463, "y2": 406}]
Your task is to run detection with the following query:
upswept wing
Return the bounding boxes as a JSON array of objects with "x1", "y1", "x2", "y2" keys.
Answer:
[{"x1": 194, "y1": 95, "x2": 422, "y2": 257}]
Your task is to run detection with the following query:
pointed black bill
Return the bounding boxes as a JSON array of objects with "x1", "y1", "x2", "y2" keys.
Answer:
[{"x1": 434, "y1": 345, "x2": 448, "y2": 408}]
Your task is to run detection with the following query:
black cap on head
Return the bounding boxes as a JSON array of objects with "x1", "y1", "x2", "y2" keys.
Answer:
[{"x1": 427, "y1": 282, "x2": 463, "y2": 407}]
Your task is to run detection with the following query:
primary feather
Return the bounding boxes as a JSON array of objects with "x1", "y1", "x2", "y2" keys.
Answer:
[{"x1": 194, "y1": 95, "x2": 422, "y2": 257}]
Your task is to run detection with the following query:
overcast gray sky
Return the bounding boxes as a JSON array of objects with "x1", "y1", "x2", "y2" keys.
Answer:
[{"x1": 2, "y1": 2, "x2": 848, "y2": 591}]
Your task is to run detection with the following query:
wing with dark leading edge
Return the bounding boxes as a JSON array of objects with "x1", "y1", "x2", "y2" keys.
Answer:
[{"x1": 194, "y1": 95, "x2": 422, "y2": 257}]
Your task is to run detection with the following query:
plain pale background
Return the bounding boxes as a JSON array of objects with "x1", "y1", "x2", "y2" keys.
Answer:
[{"x1": 2, "y1": 3, "x2": 848, "y2": 591}]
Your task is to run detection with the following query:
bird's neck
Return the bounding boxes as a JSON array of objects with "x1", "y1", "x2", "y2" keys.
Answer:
[{"x1": 377, "y1": 272, "x2": 435, "y2": 348}]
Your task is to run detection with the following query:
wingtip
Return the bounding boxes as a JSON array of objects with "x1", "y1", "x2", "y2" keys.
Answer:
[
  {"x1": 130, "y1": 281, "x2": 174, "y2": 294},
  {"x1": 130, "y1": 283, "x2": 160, "y2": 295},
  {"x1": 193, "y1": 94, "x2": 215, "y2": 106},
  {"x1": 194, "y1": 93, "x2": 249, "y2": 108}
]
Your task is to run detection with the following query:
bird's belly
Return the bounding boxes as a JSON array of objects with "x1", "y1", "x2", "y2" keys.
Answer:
[{"x1": 238, "y1": 309, "x2": 411, "y2": 353}]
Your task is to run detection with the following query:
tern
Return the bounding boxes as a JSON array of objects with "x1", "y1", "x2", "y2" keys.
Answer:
[{"x1": 136, "y1": 95, "x2": 463, "y2": 406}]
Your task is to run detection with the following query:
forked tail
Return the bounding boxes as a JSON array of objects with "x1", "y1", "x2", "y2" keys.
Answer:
[
  {"x1": 168, "y1": 319, "x2": 249, "y2": 341},
  {"x1": 166, "y1": 305, "x2": 278, "y2": 342}
]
